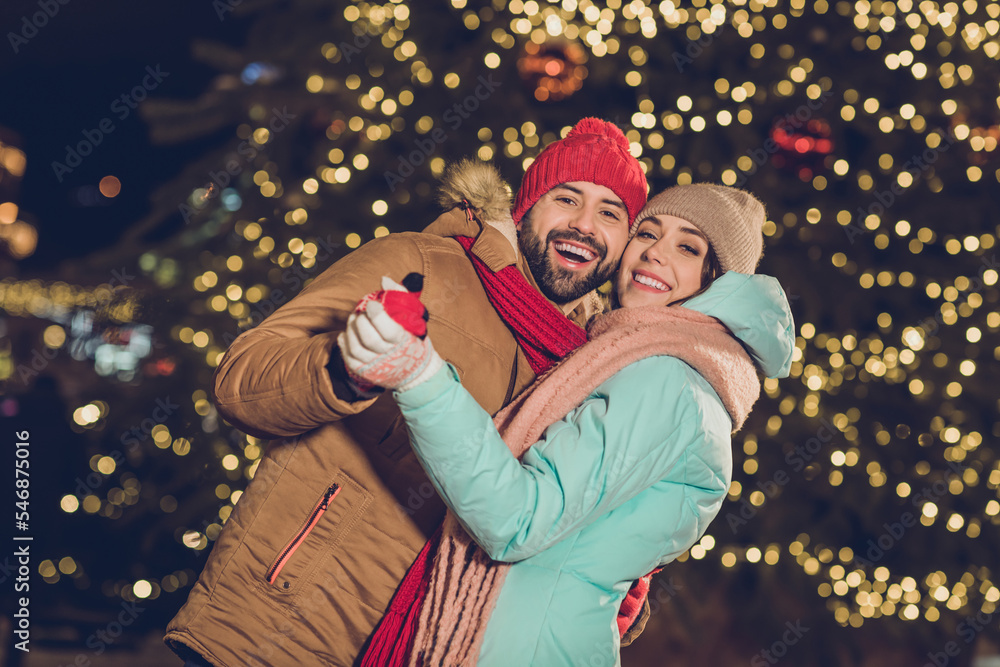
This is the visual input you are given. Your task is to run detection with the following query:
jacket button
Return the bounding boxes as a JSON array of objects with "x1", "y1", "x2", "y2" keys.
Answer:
[{"x1": 283, "y1": 581, "x2": 290, "y2": 589}]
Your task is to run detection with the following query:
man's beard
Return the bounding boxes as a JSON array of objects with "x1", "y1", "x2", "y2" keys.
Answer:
[{"x1": 519, "y1": 220, "x2": 618, "y2": 304}]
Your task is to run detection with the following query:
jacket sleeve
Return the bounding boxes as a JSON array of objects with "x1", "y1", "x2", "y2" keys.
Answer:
[
  {"x1": 393, "y1": 356, "x2": 722, "y2": 562},
  {"x1": 212, "y1": 234, "x2": 426, "y2": 439}
]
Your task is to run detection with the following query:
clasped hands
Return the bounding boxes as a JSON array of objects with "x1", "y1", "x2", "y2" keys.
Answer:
[{"x1": 337, "y1": 275, "x2": 443, "y2": 393}]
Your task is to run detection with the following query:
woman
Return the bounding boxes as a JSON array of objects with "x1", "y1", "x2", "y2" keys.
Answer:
[{"x1": 341, "y1": 184, "x2": 795, "y2": 666}]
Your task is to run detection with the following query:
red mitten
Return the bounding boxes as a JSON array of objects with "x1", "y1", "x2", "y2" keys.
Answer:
[
  {"x1": 617, "y1": 575, "x2": 651, "y2": 636},
  {"x1": 616, "y1": 567, "x2": 662, "y2": 640},
  {"x1": 354, "y1": 273, "x2": 428, "y2": 338},
  {"x1": 345, "y1": 274, "x2": 428, "y2": 394}
]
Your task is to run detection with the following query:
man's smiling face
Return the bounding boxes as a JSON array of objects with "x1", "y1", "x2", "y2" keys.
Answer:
[{"x1": 518, "y1": 181, "x2": 630, "y2": 304}]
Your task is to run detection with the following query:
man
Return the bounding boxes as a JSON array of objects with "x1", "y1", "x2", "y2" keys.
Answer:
[{"x1": 165, "y1": 117, "x2": 647, "y2": 666}]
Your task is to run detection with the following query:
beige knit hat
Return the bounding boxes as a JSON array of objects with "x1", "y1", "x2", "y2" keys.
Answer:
[{"x1": 634, "y1": 183, "x2": 766, "y2": 274}]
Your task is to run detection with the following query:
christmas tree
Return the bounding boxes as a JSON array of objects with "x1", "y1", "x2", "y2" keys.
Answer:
[{"x1": 3, "y1": 0, "x2": 999, "y2": 663}]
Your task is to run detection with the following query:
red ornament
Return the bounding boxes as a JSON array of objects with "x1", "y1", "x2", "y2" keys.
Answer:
[
  {"x1": 354, "y1": 274, "x2": 428, "y2": 339},
  {"x1": 769, "y1": 117, "x2": 834, "y2": 178},
  {"x1": 517, "y1": 39, "x2": 588, "y2": 102}
]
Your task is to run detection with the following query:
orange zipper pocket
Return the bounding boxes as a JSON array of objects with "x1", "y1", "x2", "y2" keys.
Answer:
[{"x1": 266, "y1": 483, "x2": 341, "y2": 585}]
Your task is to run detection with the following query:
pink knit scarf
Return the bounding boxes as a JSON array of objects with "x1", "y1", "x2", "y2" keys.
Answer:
[{"x1": 406, "y1": 304, "x2": 761, "y2": 666}]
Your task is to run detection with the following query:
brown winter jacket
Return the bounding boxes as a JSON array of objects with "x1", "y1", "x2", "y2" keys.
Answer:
[{"x1": 164, "y1": 163, "x2": 605, "y2": 666}]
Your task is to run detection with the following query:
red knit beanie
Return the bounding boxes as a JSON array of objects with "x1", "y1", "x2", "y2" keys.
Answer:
[{"x1": 512, "y1": 117, "x2": 648, "y2": 228}]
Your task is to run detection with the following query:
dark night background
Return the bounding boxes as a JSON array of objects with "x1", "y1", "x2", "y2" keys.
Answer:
[{"x1": 0, "y1": 0, "x2": 252, "y2": 272}]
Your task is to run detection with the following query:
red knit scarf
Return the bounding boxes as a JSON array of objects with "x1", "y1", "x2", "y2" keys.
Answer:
[
  {"x1": 453, "y1": 234, "x2": 587, "y2": 375},
  {"x1": 362, "y1": 230, "x2": 641, "y2": 666}
]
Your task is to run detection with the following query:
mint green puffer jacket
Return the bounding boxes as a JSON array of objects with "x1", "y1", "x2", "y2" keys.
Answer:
[{"x1": 393, "y1": 271, "x2": 795, "y2": 666}]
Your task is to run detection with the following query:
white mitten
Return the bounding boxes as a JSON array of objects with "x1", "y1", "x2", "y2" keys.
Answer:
[{"x1": 338, "y1": 300, "x2": 444, "y2": 392}]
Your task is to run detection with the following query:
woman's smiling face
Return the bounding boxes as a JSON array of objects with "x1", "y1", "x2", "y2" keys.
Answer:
[{"x1": 615, "y1": 214, "x2": 710, "y2": 308}]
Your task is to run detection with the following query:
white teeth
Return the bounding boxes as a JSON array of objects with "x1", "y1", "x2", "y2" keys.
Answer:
[
  {"x1": 553, "y1": 242, "x2": 595, "y2": 262},
  {"x1": 634, "y1": 273, "x2": 668, "y2": 291}
]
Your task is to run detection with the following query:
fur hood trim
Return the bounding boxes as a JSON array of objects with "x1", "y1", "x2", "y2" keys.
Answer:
[{"x1": 437, "y1": 159, "x2": 518, "y2": 254}]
